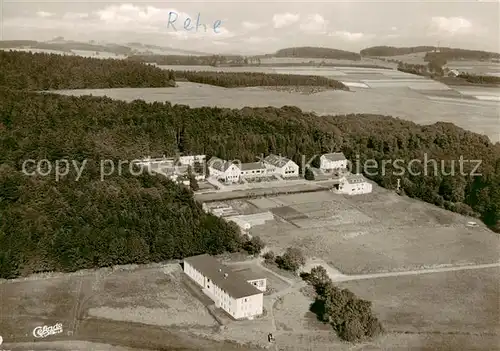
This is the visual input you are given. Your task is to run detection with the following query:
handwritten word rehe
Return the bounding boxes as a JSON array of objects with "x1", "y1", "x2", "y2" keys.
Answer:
[
  {"x1": 33, "y1": 323, "x2": 63, "y2": 338},
  {"x1": 168, "y1": 12, "x2": 222, "y2": 33}
]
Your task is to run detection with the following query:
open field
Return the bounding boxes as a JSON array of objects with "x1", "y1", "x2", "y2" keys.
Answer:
[
  {"x1": 0, "y1": 264, "x2": 261, "y2": 350},
  {"x1": 248, "y1": 186, "x2": 500, "y2": 274},
  {"x1": 3, "y1": 341, "x2": 143, "y2": 350},
  {"x1": 56, "y1": 78, "x2": 500, "y2": 143},
  {"x1": 338, "y1": 267, "x2": 500, "y2": 335}
]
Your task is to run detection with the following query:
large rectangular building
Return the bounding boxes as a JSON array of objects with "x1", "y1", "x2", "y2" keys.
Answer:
[{"x1": 183, "y1": 254, "x2": 265, "y2": 320}]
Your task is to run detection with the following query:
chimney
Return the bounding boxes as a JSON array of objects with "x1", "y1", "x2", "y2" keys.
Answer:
[
  {"x1": 224, "y1": 273, "x2": 228, "y2": 279},
  {"x1": 219, "y1": 268, "x2": 222, "y2": 272}
]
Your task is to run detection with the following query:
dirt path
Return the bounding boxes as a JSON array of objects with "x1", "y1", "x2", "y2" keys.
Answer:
[{"x1": 332, "y1": 262, "x2": 500, "y2": 282}]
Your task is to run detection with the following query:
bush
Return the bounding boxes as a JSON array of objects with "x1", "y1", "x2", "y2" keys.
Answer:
[
  {"x1": 340, "y1": 318, "x2": 365, "y2": 342},
  {"x1": 243, "y1": 236, "x2": 265, "y2": 255},
  {"x1": 263, "y1": 250, "x2": 275, "y2": 262},
  {"x1": 275, "y1": 247, "x2": 305, "y2": 272},
  {"x1": 304, "y1": 167, "x2": 315, "y2": 181},
  {"x1": 303, "y1": 266, "x2": 384, "y2": 343}
]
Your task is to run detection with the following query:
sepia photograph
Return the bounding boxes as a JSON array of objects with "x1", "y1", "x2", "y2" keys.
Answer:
[{"x1": 0, "y1": 1, "x2": 499, "y2": 350}]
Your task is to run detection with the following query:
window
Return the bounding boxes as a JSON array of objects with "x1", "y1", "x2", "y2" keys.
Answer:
[{"x1": 244, "y1": 298, "x2": 247, "y2": 302}]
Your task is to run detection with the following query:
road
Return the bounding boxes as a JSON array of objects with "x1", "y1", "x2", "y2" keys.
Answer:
[{"x1": 331, "y1": 262, "x2": 500, "y2": 282}]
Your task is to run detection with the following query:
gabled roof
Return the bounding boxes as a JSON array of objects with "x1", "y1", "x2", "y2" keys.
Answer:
[
  {"x1": 321, "y1": 152, "x2": 347, "y2": 161},
  {"x1": 264, "y1": 154, "x2": 292, "y2": 168},
  {"x1": 239, "y1": 162, "x2": 266, "y2": 171},
  {"x1": 184, "y1": 254, "x2": 263, "y2": 298},
  {"x1": 208, "y1": 157, "x2": 235, "y2": 172},
  {"x1": 345, "y1": 174, "x2": 366, "y2": 184}
]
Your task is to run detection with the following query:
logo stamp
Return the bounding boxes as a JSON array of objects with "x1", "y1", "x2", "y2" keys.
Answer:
[{"x1": 32, "y1": 323, "x2": 63, "y2": 338}]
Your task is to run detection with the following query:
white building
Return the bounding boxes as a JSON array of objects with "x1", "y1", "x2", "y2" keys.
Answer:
[
  {"x1": 338, "y1": 174, "x2": 372, "y2": 195},
  {"x1": 183, "y1": 254, "x2": 265, "y2": 320},
  {"x1": 208, "y1": 157, "x2": 241, "y2": 183},
  {"x1": 239, "y1": 162, "x2": 267, "y2": 179},
  {"x1": 320, "y1": 153, "x2": 348, "y2": 171},
  {"x1": 179, "y1": 155, "x2": 206, "y2": 167},
  {"x1": 226, "y1": 212, "x2": 274, "y2": 233},
  {"x1": 135, "y1": 156, "x2": 175, "y2": 171},
  {"x1": 263, "y1": 154, "x2": 299, "y2": 178}
]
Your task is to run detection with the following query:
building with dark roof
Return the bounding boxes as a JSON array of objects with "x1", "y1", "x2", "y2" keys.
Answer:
[{"x1": 183, "y1": 254, "x2": 265, "y2": 319}]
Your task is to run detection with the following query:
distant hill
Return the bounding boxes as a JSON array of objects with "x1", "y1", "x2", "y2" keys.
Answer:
[
  {"x1": 424, "y1": 49, "x2": 500, "y2": 62},
  {"x1": 361, "y1": 46, "x2": 500, "y2": 61},
  {"x1": 360, "y1": 46, "x2": 436, "y2": 57},
  {"x1": 0, "y1": 40, "x2": 212, "y2": 57},
  {"x1": 126, "y1": 42, "x2": 211, "y2": 56},
  {"x1": 273, "y1": 47, "x2": 361, "y2": 61},
  {"x1": 0, "y1": 39, "x2": 132, "y2": 55}
]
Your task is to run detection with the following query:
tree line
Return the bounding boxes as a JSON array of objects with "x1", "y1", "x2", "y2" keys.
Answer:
[
  {"x1": 0, "y1": 51, "x2": 175, "y2": 90},
  {"x1": 362, "y1": 46, "x2": 500, "y2": 61},
  {"x1": 127, "y1": 54, "x2": 260, "y2": 67},
  {"x1": 174, "y1": 71, "x2": 348, "y2": 89},
  {"x1": 457, "y1": 73, "x2": 500, "y2": 85},
  {"x1": 274, "y1": 47, "x2": 361, "y2": 61},
  {"x1": 425, "y1": 50, "x2": 500, "y2": 62},
  {"x1": 361, "y1": 46, "x2": 437, "y2": 57}
]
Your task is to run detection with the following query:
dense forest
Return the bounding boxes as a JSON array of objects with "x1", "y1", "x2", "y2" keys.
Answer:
[
  {"x1": 362, "y1": 46, "x2": 500, "y2": 60},
  {"x1": 127, "y1": 54, "x2": 251, "y2": 66},
  {"x1": 0, "y1": 51, "x2": 175, "y2": 90},
  {"x1": 274, "y1": 47, "x2": 361, "y2": 61},
  {"x1": 174, "y1": 71, "x2": 348, "y2": 89},
  {"x1": 0, "y1": 88, "x2": 249, "y2": 279},
  {"x1": 1, "y1": 86, "x2": 499, "y2": 277}
]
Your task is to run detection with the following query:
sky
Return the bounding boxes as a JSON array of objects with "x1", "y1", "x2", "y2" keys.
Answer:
[{"x1": 0, "y1": 0, "x2": 499, "y2": 55}]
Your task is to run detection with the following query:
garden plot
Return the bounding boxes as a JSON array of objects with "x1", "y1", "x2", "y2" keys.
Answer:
[
  {"x1": 226, "y1": 199, "x2": 261, "y2": 215},
  {"x1": 290, "y1": 199, "x2": 347, "y2": 216},
  {"x1": 291, "y1": 199, "x2": 373, "y2": 223},
  {"x1": 270, "y1": 191, "x2": 337, "y2": 206},
  {"x1": 291, "y1": 208, "x2": 372, "y2": 228},
  {"x1": 270, "y1": 206, "x2": 308, "y2": 221},
  {"x1": 247, "y1": 197, "x2": 278, "y2": 209}
]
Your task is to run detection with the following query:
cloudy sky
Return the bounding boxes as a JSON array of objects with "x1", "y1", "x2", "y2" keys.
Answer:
[{"x1": 1, "y1": 0, "x2": 499, "y2": 54}]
